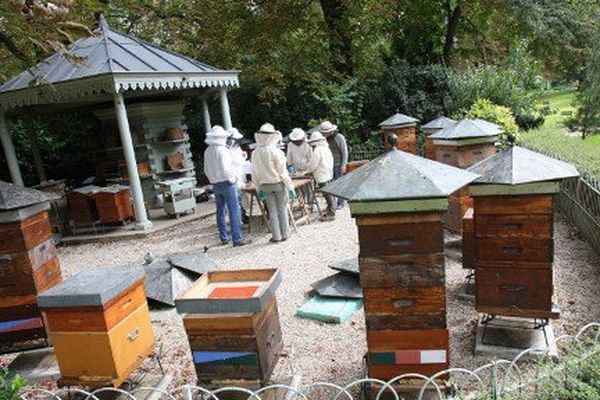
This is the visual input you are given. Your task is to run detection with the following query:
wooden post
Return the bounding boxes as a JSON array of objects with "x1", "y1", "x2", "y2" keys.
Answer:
[
  {"x1": 219, "y1": 87, "x2": 232, "y2": 130},
  {"x1": 201, "y1": 98, "x2": 211, "y2": 133},
  {"x1": 113, "y1": 92, "x2": 152, "y2": 230},
  {"x1": 25, "y1": 116, "x2": 47, "y2": 183},
  {"x1": 0, "y1": 111, "x2": 24, "y2": 186}
]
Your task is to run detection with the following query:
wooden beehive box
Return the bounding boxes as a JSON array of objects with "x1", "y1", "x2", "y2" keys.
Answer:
[
  {"x1": 468, "y1": 146, "x2": 580, "y2": 320},
  {"x1": 320, "y1": 150, "x2": 479, "y2": 382},
  {"x1": 0, "y1": 182, "x2": 63, "y2": 349},
  {"x1": 94, "y1": 186, "x2": 134, "y2": 224},
  {"x1": 462, "y1": 208, "x2": 475, "y2": 270},
  {"x1": 378, "y1": 112, "x2": 419, "y2": 154},
  {"x1": 37, "y1": 267, "x2": 154, "y2": 388},
  {"x1": 67, "y1": 185, "x2": 100, "y2": 224},
  {"x1": 421, "y1": 116, "x2": 456, "y2": 160},
  {"x1": 176, "y1": 268, "x2": 283, "y2": 385}
]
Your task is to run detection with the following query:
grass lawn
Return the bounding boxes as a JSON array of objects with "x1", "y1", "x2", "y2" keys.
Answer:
[{"x1": 520, "y1": 88, "x2": 600, "y2": 178}]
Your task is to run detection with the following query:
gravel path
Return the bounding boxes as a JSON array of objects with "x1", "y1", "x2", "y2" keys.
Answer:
[{"x1": 2, "y1": 207, "x2": 599, "y2": 389}]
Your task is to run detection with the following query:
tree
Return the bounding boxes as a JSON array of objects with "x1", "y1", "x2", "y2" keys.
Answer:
[
  {"x1": 318, "y1": 0, "x2": 354, "y2": 77},
  {"x1": 575, "y1": 32, "x2": 600, "y2": 139}
]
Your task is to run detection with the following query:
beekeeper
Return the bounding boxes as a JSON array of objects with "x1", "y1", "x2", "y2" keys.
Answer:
[
  {"x1": 204, "y1": 126, "x2": 250, "y2": 247},
  {"x1": 307, "y1": 131, "x2": 336, "y2": 221},
  {"x1": 286, "y1": 128, "x2": 312, "y2": 175},
  {"x1": 227, "y1": 127, "x2": 250, "y2": 224},
  {"x1": 318, "y1": 120, "x2": 348, "y2": 208},
  {"x1": 251, "y1": 123, "x2": 295, "y2": 243}
]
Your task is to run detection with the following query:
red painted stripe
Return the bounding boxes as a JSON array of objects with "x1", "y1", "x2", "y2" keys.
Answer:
[
  {"x1": 208, "y1": 286, "x2": 259, "y2": 299},
  {"x1": 394, "y1": 350, "x2": 421, "y2": 364}
]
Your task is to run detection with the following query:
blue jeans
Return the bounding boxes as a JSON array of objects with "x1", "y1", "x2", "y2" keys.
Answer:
[
  {"x1": 213, "y1": 181, "x2": 243, "y2": 244},
  {"x1": 333, "y1": 165, "x2": 346, "y2": 207}
]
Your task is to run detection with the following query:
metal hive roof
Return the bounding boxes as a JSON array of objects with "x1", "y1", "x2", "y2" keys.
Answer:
[
  {"x1": 0, "y1": 181, "x2": 56, "y2": 210},
  {"x1": 321, "y1": 149, "x2": 479, "y2": 201},
  {"x1": 421, "y1": 116, "x2": 456, "y2": 130},
  {"x1": 468, "y1": 146, "x2": 580, "y2": 185},
  {"x1": 429, "y1": 118, "x2": 501, "y2": 140},
  {"x1": 378, "y1": 112, "x2": 419, "y2": 128}
]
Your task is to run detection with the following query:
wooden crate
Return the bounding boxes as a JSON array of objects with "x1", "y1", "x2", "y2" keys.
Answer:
[
  {"x1": 185, "y1": 298, "x2": 282, "y2": 384},
  {"x1": 0, "y1": 212, "x2": 52, "y2": 253},
  {"x1": 94, "y1": 187, "x2": 134, "y2": 224},
  {"x1": 359, "y1": 254, "x2": 445, "y2": 288},
  {"x1": 67, "y1": 189, "x2": 99, "y2": 224},
  {"x1": 383, "y1": 127, "x2": 417, "y2": 154},
  {"x1": 357, "y1": 221, "x2": 444, "y2": 256},
  {"x1": 434, "y1": 142, "x2": 496, "y2": 169},
  {"x1": 462, "y1": 208, "x2": 475, "y2": 270},
  {"x1": 474, "y1": 195, "x2": 553, "y2": 215},
  {"x1": 474, "y1": 214, "x2": 552, "y2": 237},
  {"x1": 0, "y1": 257, "x2": 61, "y2": 297},
  {"x1": 363, "y1": 286, "x2": 445, "y2": 316},
  {"x1": 475, "y1": 237, "x2": 553, "y2": 262},
  {"x1": 367, "y1": 329, "x2": 449, "y2": 380}
]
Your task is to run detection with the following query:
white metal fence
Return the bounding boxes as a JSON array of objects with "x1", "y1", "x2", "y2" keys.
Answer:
[{"x1": 13, "y1": 322, "x2": 600, "y2": 400}]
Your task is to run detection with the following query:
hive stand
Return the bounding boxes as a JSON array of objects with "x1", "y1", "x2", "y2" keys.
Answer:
[
  {"x1": 37, "y1": 267, "x2": 154, "y2": 388},
  {"x1": 0, "y1": 182, "x2": 63, "y2": 353},
  {"x1": 378, "y1": 112, "x2": 420, "y2": 154},
  {"x1": 420, "y1": 116, "x2": 456, "y2": 160},
  {"x1": 429, "y1": 119, "x2": 501, "y2": 231},
  {"x1": 321, "y1": 149, "x2": 479, "y2": 384},
  {"x1": 467, "y1": 146, "x2": 579, "y2": 353}
]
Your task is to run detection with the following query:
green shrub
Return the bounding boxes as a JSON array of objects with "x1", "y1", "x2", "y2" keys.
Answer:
[
  {"x1": 466, "y1": 98, "x2": 519, "y2": 146},
  {"x1": 0, "y1": 369, "x2": 26, "y2": 400},
  {"x1": 515, "y1": 113, "x2": 545, "y2": 131}
]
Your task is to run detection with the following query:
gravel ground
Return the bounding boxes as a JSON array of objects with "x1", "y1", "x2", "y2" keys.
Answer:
[{"x1": 2, "y1": 206, "x2": 599, "y2": 390}]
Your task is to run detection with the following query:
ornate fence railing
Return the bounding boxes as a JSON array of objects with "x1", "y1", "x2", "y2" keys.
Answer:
[{"x1": 14, "y1": 322, "x2": 600, "y2": 400}]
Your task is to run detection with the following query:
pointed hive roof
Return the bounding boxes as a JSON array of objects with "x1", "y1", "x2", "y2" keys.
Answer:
[
  {"x1": 429, "y1": 118, "x2": 501, "y2": 140},
  {"x1": 0, "y1": 181, "x2": 56, "y2": 210},
  {"x1": 379, "y1": 112, "x2": 419, "y2": 128},
  {"x1": 321, "y1": 149, "x2": 479, "y2": 202},
  {"x1": 421, "y1": 116, "x2": 456, "y2": 130},
  {"x1": 468, "y1": 146, "x2": 579, "y2": 185}
]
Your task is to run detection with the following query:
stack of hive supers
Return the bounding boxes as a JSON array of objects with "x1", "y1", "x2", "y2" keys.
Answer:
[
  {"x1": 378, "y1": 112, "x2": 420, "y2": 154},
  {"x1": 94, "y1": 185, "x2": 134, "y2": 224},
  {"x1": 67, "y1": 185, "x2": 100, "y2": 224},
  {"x1": 0, "y1": 181, "x2": 62, "y2": 349},
  {"x1": 37, "y1": 267, "x2": 154, "y2": 388},
  {"x1": 467, "y1": 146, "x2": 580, "y2": 319},
  {"x1": 175, "y1": 269, "x2": 283, "y2": 386},
  {"x1": 358, "y1": 213, "x2": 449, "y2": 380}
]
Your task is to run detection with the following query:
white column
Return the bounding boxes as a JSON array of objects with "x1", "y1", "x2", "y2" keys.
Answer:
[
  {"x1": 0, "y1": 111, "x2": 24, "y2": 186},
  {"x1": 201, "y1": 98, "x2": 211, "y2": 133},
  {"x1": 219, "y1": 87, "x2": 232, "y2": 130},
  {"x1": 113, "y1": 93, "x2": 152, "y2": 230}
]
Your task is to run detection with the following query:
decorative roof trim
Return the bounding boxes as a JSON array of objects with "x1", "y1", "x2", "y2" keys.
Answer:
[{"x1": 0, "y1": 72, "x2": 239, "y2": 110}]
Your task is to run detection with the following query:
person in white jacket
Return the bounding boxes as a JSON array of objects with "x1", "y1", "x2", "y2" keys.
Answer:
[
  {"x1": 251, "y1": 123, "x2": 294, "y2": 243},
  {"x1": 286, "y1": 128, "x2": 312, "y2": 175},
  {"x1": 307, "y1": 131, "x2": 336, "y2": 220},
  {"x1": 204, "y1": 126, "x2": 250, "y2": 247},
  {"x1": 227, "y1": 127, "x2": 250, "y2": 224}
]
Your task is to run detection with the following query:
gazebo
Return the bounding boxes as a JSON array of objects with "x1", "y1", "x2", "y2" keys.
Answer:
[{"x1": 0, "y1": 16, "x2": 239, "y2": 230}]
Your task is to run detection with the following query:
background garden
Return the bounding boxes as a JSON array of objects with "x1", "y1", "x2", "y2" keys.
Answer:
[{"x1": 1, "y1": 0, "x2": 600, "y2": 184}]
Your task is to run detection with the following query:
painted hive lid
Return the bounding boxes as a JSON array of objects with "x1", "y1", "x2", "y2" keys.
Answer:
[
  {"x1": 468, "y1": 146, "x2": 580, "y2": 185},
  {"x1": 378, "y1": 112, "x2": 419, "y2": 128},
  {"x1": 0, "y1": 181, "x2": 57, "y2": 211},
  {"x1": 429, "y1": 118, "x2": 501, "y2": 140},
  {"x1": 421, "y1": 116, "x2": 456, "y2": 131},
  {"x1": 321, "y1": 149, "x2": 480, "y2": 202},
  {"x1": 37, "y1": 266, "x2": 145, "y2": 308}
]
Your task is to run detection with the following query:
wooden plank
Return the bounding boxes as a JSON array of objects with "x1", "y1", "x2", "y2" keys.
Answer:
[
  {"x1": 474, "y1": 195, "x2": 554, "y2": 215},
  {"x1": 365, "y1": 314, "x2": 446, "y2": 331},
  {"x1": 475, "y1": 237, "x2": 553, "y2": 262},
  {"x1": 475, "y1": 268, "x2": 553, "y2": 313},
  {"x1": 349, "y1": 199, "x2": 449, "y2": 216},
  {"x1": 359, "y1": 254, "x2": 445, "y2": 288},
  {"x1": 363, "y1": 286, "x2": 446, "y2": 315},
  {"x1": 475, "y1": 305, "x2": 560, "y2": 319},
  {"x1": 358, "y1": 221, "x2": 444, "y2": 256},
  {"x1": 475, "y1": 261, "x2": 551, "y2": 270},
  {"x1": 474, "y1": 214, "x2": 552, "y2": 238},
  {"x1": 368, "y1": 363, "x2": 449, "y2": 381},
  {"x1": 296, "y1": 296, "x2": 362, "y2": 324},
  {"x1": 355, "y1": 212, "x2": 442, "y2": 226},
  {"x1": 367, "y1": 329, "x2": 449, "y2": 352}
]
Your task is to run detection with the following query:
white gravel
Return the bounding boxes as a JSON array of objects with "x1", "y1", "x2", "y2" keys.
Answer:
[{"x1": 2, "y1": 207, "x2": 599, "y2": 390}]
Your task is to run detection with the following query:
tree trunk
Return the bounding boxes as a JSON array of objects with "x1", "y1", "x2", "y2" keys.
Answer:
[
  {"x1": 319, "y1": 0, "x2": 354, "y2": 77},
  {"x1": 443, "y1": 1, "x2": 461, "y2": 66}
]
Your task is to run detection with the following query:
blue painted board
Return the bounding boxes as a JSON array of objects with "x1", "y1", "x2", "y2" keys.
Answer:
[{"x1": 193, "y1": 351, "x2": 258, "y2": 366}]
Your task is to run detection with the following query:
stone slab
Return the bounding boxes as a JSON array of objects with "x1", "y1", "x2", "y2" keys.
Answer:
[
  {"x1": 475, "y1": 315, "x2": 558, "y2": 359},
  {"x1": 311, "y1": 272, "x2": 362, "y2": 299},
  {"x1": 8, "y1": 348, "x2": 61, "y2": 383},
  {"x1": 328, "y1": 258, "x2": 359, "y2": 275}
]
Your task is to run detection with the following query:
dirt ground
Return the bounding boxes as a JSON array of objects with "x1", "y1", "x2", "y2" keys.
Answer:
[{"x1": 2, "y1": 206, "x2": 600, "y2": 391}]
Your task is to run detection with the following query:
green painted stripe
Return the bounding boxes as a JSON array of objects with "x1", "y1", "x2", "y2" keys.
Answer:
[
  {"x1": 369, "y1": 352, "x2": 395, "y2": 365},
  {"x1": 349, "y1": 198, "x2": 448, "y2": 215},
  {"x1": 432, "y1": 136, "x2": 499, "y2": 146},
  {"x1": 469, "y1": 181, "x2": 560, "y2": 196}
]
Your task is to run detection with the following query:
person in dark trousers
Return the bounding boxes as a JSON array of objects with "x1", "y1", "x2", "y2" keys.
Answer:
[
  {"x1": 203, "y1": 126, "x2": 251, "y2": 247},
  {"x1": 318, "y1": 120, "x2": 348, "y2": 209}
]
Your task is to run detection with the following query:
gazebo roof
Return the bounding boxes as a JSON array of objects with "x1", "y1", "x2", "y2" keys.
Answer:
[
  {"x1": 468, "y1": 146, "x2": 580, "y2": 185},
  {"x1": 421, "y1": 116, "x2": 456, "y2": 130},
  {"x1": 0, "y1": 16, "x2": 239, "y2": 110},
  {"x1": 378, "y1": 112, "x2": 419, "y2": 128},
  {"x1": 321, "y1": 149, "x2": 479, "y2": 202},
  {"x1": 0, "y1": 181, "x2": 56, "y2": 210},
  {"x1": 429, "y1": 118, "x2": 501, "y2": 140}
]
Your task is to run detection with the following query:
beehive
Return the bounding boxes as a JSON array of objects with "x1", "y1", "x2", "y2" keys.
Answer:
[
  {"x1": 0, "y1": 181, "x2": 62, "y2": 349},
  {"x1": 420, "y1": 116, "x2": 456, "y2": 160},
  {"x1": 468, "y1": 146, "x2": 579, "y2": 318},
  {"x1": 175, "y1": 269, "x2": 282, "y2": 385},
  {"x1": 378, "y1": 112, "x2": 419, "y2": 154},
  {"x1": 322, "y1": 150, "x2": 479, "y2": 381},
  {"x1": 38, "y1": 267, "x2": 154, "y2": 388},
  {"x1": 94, "y1": 185, "x2": 134, "y2": 224},
  {"x1": 429, "y1": 119, "x2": 501, "y2": 231},
  {"x1": 67, "y1": 185, "x2": 100, "y2": 224}
]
